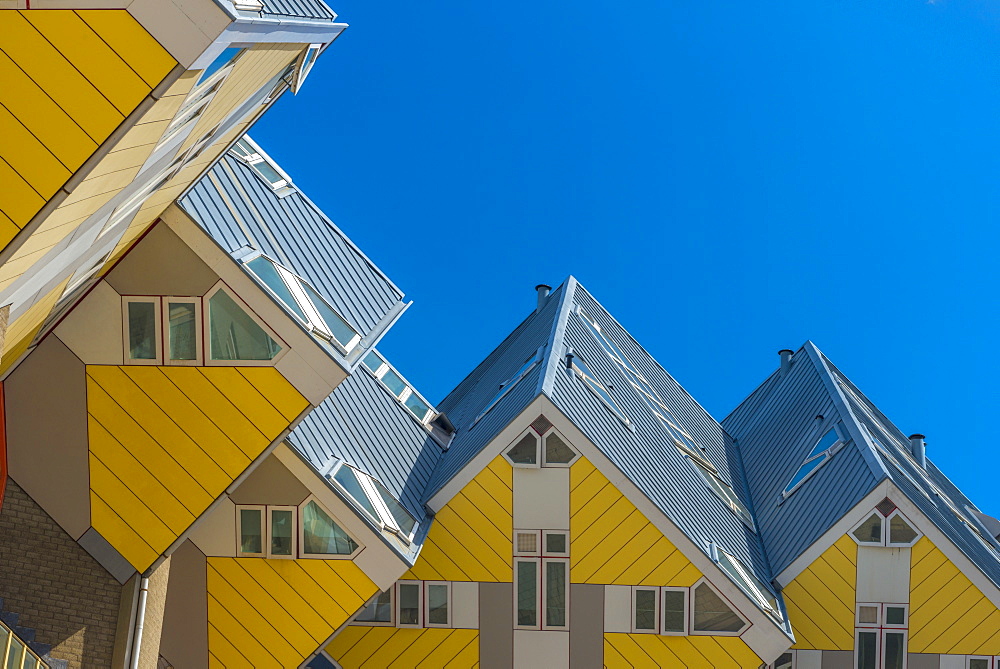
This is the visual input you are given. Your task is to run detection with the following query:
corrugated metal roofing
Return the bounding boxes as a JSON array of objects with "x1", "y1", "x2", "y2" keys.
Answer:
[
  {"x1": 256, "y1": 0, "x2": 337, "y2": 21},
  {"x1": 179, "y1": 148, "x2": 404, "y2": 338}
]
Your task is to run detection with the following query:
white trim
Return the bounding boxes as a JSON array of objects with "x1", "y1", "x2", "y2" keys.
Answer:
[
  {"x1": 351, "y1": 589, "x2": 395, "y2": 627},
  {"x1": 504, "y1": 429, "x2": 541, "y2": 469},
  {"x1": 235, "y1": 504, "x2": 266, "y2": 558},
  {"x1": 203, "y1": 281, "x2": 288, "y2": 366},
  {"x1": 885, "y1": 509, "x2": 922, "y2": 547},
  {"x1": 850, "y1": 511, "x2": 886, "y2": 547},
  {"x1": 542, "y1": 530, "x2": 569, "y2": 557},
  {"x1": 540, "y1": 428, "x2": 579, "y2": 468},
  {"x1": 630, "y1": 586, "x2": 659, "y2": 634},
  {"x1": 781, "y1": 422, "x2": 847, "y2": 499},
  {"x1": 297, "y1": 494, "x2": 362, "y2": 559},
  {"x1": 122, "y1": 296, "x2": 162, "y2": 365},
  {"x1": 162, "y1": 296, "x2": 203, "y2": 366},
  {"x1": 395, "y1": 581, "x2": 423, "y2": 628},
  {"x1": 266, "y1": 505, "x2": 297, "y2": 559},
  {"x1": 424, "y1": 581, "x2": 451, "y2": 628}
]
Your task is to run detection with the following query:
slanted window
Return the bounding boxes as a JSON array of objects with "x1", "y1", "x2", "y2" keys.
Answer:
[
  {"x1": 715, "y1": 548, "x2": 782, "y2": 622},
  {"x1": 197, "y1": 47, "x2": 244, "y2": 85},
  {"x1": 783, "y1": 423, "x2": 848, "y2": 498},
  {"x1": 474, "y1": 349, "x2": 543, "y2": 427},
  {"x1": 231, "y1": 137, "x2": 292, "y2": 193},
  {"x1": 328, "y1": 463, "x2": 418, "y2": 541},
  {"x1": 542, "y1": 431, "x2": 577, "y2": 466},
  {"x1": 850, "y1": 501, "x2": 921, "y2": 547},
  {"x1": 300, "y1": 498, "x2": 359, "y2": 557},
  {"x1": 123, "y1": 297, "x2": 161, "y2": 364},
  {"x1": 769, "y1": 652, "x2": 795, "y2": 669},
  {"x1": 855, "y1": 603, "x2": 908, "y2": 669},
  {"x1": 513, "y1": 529, "x2": 569, "y2": 630},
  {"x1": 504, "y1": 425, "x2": 578, "y2": 468},
  {"x1": 690, "y1": 580, "x2": 747, "y2": 635},
  {"x1": 206, "y1": 285, "x2": 284, "y2": 363},
  {"x1": 506, "y1": 433, "x2": 539, "y2": 466},
  {"x1": 292, "y1": 44, "x2": 322, "y2": 93},
  {"x1": 360, "y1": 351, "x2": 436, "y2": 424},
  {"x1": 853, "y1": 513, "x2": 884, "y2": 545},
  {"x1": 569, "y1": 355, "x2": 630, "y2": 427},
  {"x1": 355, "y1": 590, "x2": 393, "y2": 625},
  {"x1": 686, "y1": 457, "x2": 755, "y2": 529}
]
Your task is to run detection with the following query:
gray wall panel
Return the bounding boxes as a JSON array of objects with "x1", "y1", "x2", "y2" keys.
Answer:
[
  {"x1": 569, "y1": 584, "x2": 604, "y2": 669},
  {"x1": 479, "y1": 582, "x2": 513, "y2": 669}
]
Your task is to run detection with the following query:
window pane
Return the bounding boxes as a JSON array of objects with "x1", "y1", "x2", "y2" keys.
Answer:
[
  {"x1": 885, "y1": 606, "x2": 905, "y2": 625},
  {"x1": 857, "y1": 631, "x2": 878, "y2": 669},
  {"x1": 545, "y1": 533, "x2": 567, "y2": 555},
  {"x1": 167, "y1": 302, "x2": 197, "y2": 360},
  {"x1": 970, "y1": 660, "x2": 990, "y2": 669},
  {"x1": 809, "y1": 428, "x2": 840, "y2": 457},
  {"x1": 270, "y1": 509, "x2": 293, "y2": 556},
  {"x1": 251, "y1": 160, "x2": 285, "y2": 187},
  {"x1": 239, "y1": 509, "x2": 262, "y2": 554},
  {"x1": 6, "y1": 637, "x2": 23, "y2": 669},
  {"x1": 355, "y1": 590, "x2": 392, "y2": 623},
  {"x1": 209, "y1": 290, "x2": 281, "y2": 360},
  {"x1": 427, "y1": 584, "x2": 449, "y2": 625},
  {"x1": 371, "y1": 478, "x2": 417, "y2": 537},
  {"x1": 889, "y1": 515, "x2": 918, "y2": 545},
  {"x1": 853, "y1": 514, "x2": 883, "y2": 544},
  {"x1": 692, "y1": 583, "x2": 744, "y2": 632},
  {"x1": 398, "y1": 583, "x2": 420, "y2": 625},
  {"x1": 786, "y1": 455, "x2": 826, "y2": 491},
  {"x1": 128, "y1": 301, "x2": 157, "y2": 360},
  {"x1": 305, "y1": 653, "x2": 337, "y2": 669},
  {"x1": 379, "y1": 367, "x2": 407, "y2": 397},
  {"x1": 362, "y1": 352, "x2": 384, "y2": 372},
  {"x1": 246, "y1": 257, "x2": 307, "y2": 322},
  {"x1": 516, "y1": 532, "x2": 538, "y2": 555},
  {"x1": 403, "y1": 393, "x2": 431, "y2": 422},
  {"x1": 544, "y1": 433, "x2": 576, "y2": 464},
  {"x1": 517, "y1": 561, "x2": 538, "y2": 626},
  {"x1": 332, "y1": 467, "x2": 380, "y2": 518},
  {"x1": 507, "y1": 434, "x2": 538, "y2": 464},
  {"x1": 197, "y1": 47, "x2": 242, "y2": 84},
  {"x1": 302, "y1": 500, "x2": 357, "y2": 555},
  {"x1": 301, "y1": 281, "x2": 358, "y2": 347},
  {"x1": 858, "y1": 605, "x2": 879, "y2": 624},
  {"x1": 545, "y1": 561, "x2": 567, "y2": 627},
  {"x1": 634, "y1": 589, "x2": 656, "y2": 631},
  {"x1": 773, "y1": 652, "x2": 793, "y2": 669},
  {"x1": 883, "y1": 632, "x2": 904, "y2": 669},
  {"x1": 663, "y1": 590, "x2": 686, "y2": 633}
]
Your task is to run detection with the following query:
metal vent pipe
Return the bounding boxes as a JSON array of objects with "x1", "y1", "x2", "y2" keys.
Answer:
[
  {"x1": 909, "y1": 434, "x2": 926, "y2": 468},
  {"x1": 535, "y1": 284, "x2": 552, "y2": 312}
]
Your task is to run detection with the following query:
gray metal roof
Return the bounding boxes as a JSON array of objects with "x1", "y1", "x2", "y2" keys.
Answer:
[
  {"x1": 253, "y1": 0, "x2": 338, "y2": 21},
  {"x1": 179, "y1": 146, "x2": 405, "y2": 338}
]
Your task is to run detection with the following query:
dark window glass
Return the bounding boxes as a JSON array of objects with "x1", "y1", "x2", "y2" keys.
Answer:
[
  {"x1": 857, "y1": 631, "x2": 878, "y2": 669},
  {"x1": 853, "y1": 514, "x2": 883, "y2": 544},
  {"x1": 663, "y1": 590, "x2": 686, "y2": 633},
  {"x1": 355, "y1": 590, "x2": 392, "y2": 623},
  {"x1": 692, "y1": 583, "x2": 743, "y2": 632},
  {"x1": 269, "y1": 509, "x2": 293, "y2": 556},
  {"x1": 427, "y1": 584, "x2": 449, "y2": 625},
  {"x1": 883, "y1": 632, "x2": 904, "y2": 669},
  {"x1": 507, "y1": 434, "x2": 538, "y2": 464},
  {"x1": 544, "y1": 433, "x2": 576, "y2": 464},
  {"x1": 517, "y1": 561, "x2": 538, "y2": 626},
  {"x1": 634, "y1": 589, "x2": 656, "y2": 631},
  {"x1": 128, "y1": 301, "x2": 157, "y2": 360},
  {"x1": 398, "y1": 583, "x2": 420, "y2": 625},
  {"x1": 545, "y1": 561, "x2": 567, "y2": 627},
  {"x1": 239, "y1": 508, "x2": 262, "y2": 554}
]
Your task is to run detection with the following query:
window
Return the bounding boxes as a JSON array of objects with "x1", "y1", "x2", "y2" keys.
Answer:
[
  {"x1": 397, "y1": 581, "x2": 422, "y2": 627},
  {"x1": 968, "y1": 658, "x2": 993, "y2": 669},
  {"x1": 662, "y1": 588, "x2": 688, "y2": 634},
  {"x1": 687, "y1": 457, "x2": 755, "y2": 529},
  {"x1": 235, "y1": 499, "x2": 359, "y2": 559},
  {"x1": 632, "y1": 587, "x2": 658, "y2": 633},
  {"x1": 291, "y1": 44, "x2": 322, "y2": 93},
  {"x1": 360, "y1": 352, "x2": 436, "y2": 424},
  {"x1": 355, "y1": 582, "x2": 453, "y2": 629},
  {"x1": 504, "y1": 422, "x2": 578, "y2": 468},
  {"x1": 329, "y1": 463, "x2": 418, "y2": 540},
  {"x1": 850, "y1": 501, "x2": 921, "y2": 547},
  {"x1": 355, "y1": 590, "x2": 393, "y2": 625},
  {"x1": 123, "y1": 297, "x2": 161, "y2": 364},
  {"x1": 715, "y1": 549, "x2": 782, "y2": 622},
  {"x1": 165, "y1": 297, "x2": 202, "y2": 365},
  {"x1": 230, "y1": 137, "x2": 292, "y2": 193},
  {"x1": 690, "y1": 580, "x2": 747, "y2": 635},
  {"x1": 425, "y1": 582, "x2": 451, "y2": 627},
  {"x1": 197, "y1": 47, "x2": 244, "y2": 85},
  {"x1": 855, "y1": 603, "x2": 908, "y2": 669},
  {"x1": 206, "y1": 284, "x2": 284, "y2": 363},
  {"x1": 543, "y1": 431, "x2": 576, "y2": 466},
  {"x1": 769, "y1": 652, "x2": 795, "y2": 669},
  {"x1": 569, "y1": 354, "x2": 630, "y2": 426},
  {"x1": 783, "y1": 423, "x2": 847, "y2": 498},
  {"x1": 513, "y1": 529, "x2": 569, "y2": 630},
  {"x1": 473, "y1": 349, "x2": 543, "y2": 427}
]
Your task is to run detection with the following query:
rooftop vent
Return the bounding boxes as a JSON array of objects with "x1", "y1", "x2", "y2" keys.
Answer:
[
  {"x1": 535, "y1": 284, "x2": 552, "y2": 312},
  {"x1": 778, "y1": 349, "x2": 793, "y2": 377},
  {"x1": 908, "y1": 434, "x2": 926, "y2": 469}
]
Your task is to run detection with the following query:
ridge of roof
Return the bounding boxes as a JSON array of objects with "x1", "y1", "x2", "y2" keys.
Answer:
[{"x1": 537, "y1": 275, "x2": 577, "y2": 398}]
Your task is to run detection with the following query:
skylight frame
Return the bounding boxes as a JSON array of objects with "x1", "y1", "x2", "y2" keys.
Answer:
[
  {"x1": 781, "y1": 423, "x2": 848, "y2": 500},
  {"x1": 327, "y1": 461, "x2": 418, "y2": 543},
  {"x1": 361, "y1": 351, "x2": 437, "y2": 425},
  {"x1": 715, "y1": 547, "x2": 783, "y2": 623},
  {"x1": 472, "y1": 348, "x2": 544, "y2": 428},
  {"x1": 230, "y1": 137, "x2": 294, "y2": 194},
  {"x1": 569, "y1": 354, "x2": 631, "y2": 428}
]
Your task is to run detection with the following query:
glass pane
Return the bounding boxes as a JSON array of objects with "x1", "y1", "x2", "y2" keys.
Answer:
[
  {"x1": 270, "y1": 509, "x2": 293, "y2": 556},
  {"x1": 398, "y1": 583, "x2": 420, "y2": 625},
  {"x1": 517, "y1": 560, "x2": 538, "y2": 626},
  {"x1": 239, "y1": 508, "x2": 262, "y2": 554},
  {"x1": 857, "y1": 631, "x2": 878, "y2": 669},
  {"x1": 773, "y1": 652, "x2": 793, "y2": 669},
  {"x1": 0, "y1": 627, "x2": 7, "y2": 659},
  {"x1": 663, "y1": 590, "x2": 686, "y2": 633},
  {"x1": 209, "y1": 290, "x2": 281, "y2": 360},
  {"x1": 544, "y1": 433, "x2": 576, "y2": 464},
  {"x1": 885, "y1": 606, "x2": 905, "y2": 625},
  {"x1": 516, "y1": 532, "x2": 538, "y2": 554},
  {"x1": 167, "y1": 302, "x2": 197, "y2": 360},
  {"x1": 246, "y1": 257, "x2": 307, "y2": 322},
  {"x1": 889, "y1": 515, "x2": 918, "y2": 545},
  {"x1": 403, "y1": 393, "x2": 431, "y2": 422},
  {"x1": 883, "y1": 632, "x2": 904, "y2": 669},
  {"x1": 574, "y1": 359, "x2": 619, "y2": 410},
  {"x1": 853, "y1": 514, "x2": 883, "y2": 544},
  {"x1": 545, "y1": 561, "x2": 566, "y2": 627},
  {"x1": 251, "y1": 160, "x2": 285, "y2": 187},
  {"x1": 355, "y1": 590, "x2": 393, "y2": 623},
  {"x1": 305, "y1": 653, "x2": 337, "y2": 669},
  {"x1": 301, "y1": 281, "x2": 358, "y2": 347},
  {"x1": 970, "y1": 661, "x2": 990, "y2": 669},
  {"x1": 127, "y1": 301, "x2": 157, "y2": 360},
  {"x1": 808, "y1": 428, "x2": 841, "y2": 457},
  {"x1": 379, "y1": 368, "x2": 407, "y2": 397},
  {"x1": 231, "y1": 139, "x2": 254, "y2": 159},
  {"x1": 634, "y1": 589, "x2": 656, "y2": 631},
  {"x1": 858, "y1": 605, "x2": 879, "y2": 624},
  {"x1": 371, "y1": 478, "x2": 417, "y2": 537},
  {"x1": 332, "y1": 467, "x2": 380, "y2": 518},
  {"x1": 507, "y1": 434, "x2": 538, "y2": 464},
  {"x1": 692, "y1": 583, "x2": 744, "y2": 632},
  {"x1": 427, "y1": 584, "x2": 449, "y2": 625},
  {"x1": 302, "y1": 500, "x2": 357, "y2": 555},
  {"x1": 197, "y1": 47, "x2": 242, "y2": 84},
  {"x1": 786, "y1": 455, "x2": 827, "y2": 491},
  {"x1": 6, "y1": 637, "x2": 23, "y2": 669},
  {"x1": 545, "y1": 533, "x2": 567, "y2": 555},
  {"x1": 362, "y1": 352, "x2": 384, "y2": 372}
]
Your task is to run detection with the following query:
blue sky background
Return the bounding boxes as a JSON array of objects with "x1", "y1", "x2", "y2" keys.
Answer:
[{"x1": 254, "y1": 1, "x2": 1000, "y2": 511}]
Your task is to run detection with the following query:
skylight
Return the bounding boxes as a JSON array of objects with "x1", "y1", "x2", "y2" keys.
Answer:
[
  {"x1": 472, "y1": 348, "x2": 543, "y2": 427},
  {"x1": 569, "y1": 355, "x2": 630, "y2": 427},
  {"x1": 362, "y1": 351, "x2": 435, "y2": 424},
  {"x1": 330, "y1": 463, "x2": 417, "y2": 541},
  {"x1": 715, "y1": 548, "x2": 783, "y2": 622},
  {"x1": 782, "y1": 424, "x2": 847, "y2": 498},
  {"x1": 231, "y1": 137, "x2": 292, "y2": 193}
]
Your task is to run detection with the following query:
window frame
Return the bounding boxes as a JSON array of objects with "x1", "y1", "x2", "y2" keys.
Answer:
[
  {"x1": 540, "y1": 428, "x2": 579, "y2": 468},
  {"x1": 122, "y1": 296, "x2": 163, "y2": 365},
  {"x1": 395, "y1": 581, "x2": 423, "y2": 628},
  {"x1": 360, "y1": 352, "x2": 435, "y2": 425},
  {"x1": 514, "y1": 529, "x2": 542, "y2": 557},
  {"x1": 473, "y1": 349, "x2": 543, "y2": 428},
  {"x1": 513, "y1": 556, "x2": 542, "y2": 630},
  {"x1": 967, "y1": 657, "x2": 994, "y2": 669},
  {"x1": 855, "y1": 602, "x2": 910, "y2": 669},
  {"x1": 851, "y1": 512, "x2": 886, "y2": 546},
  {"x1": 885, "y1": 510, "x2": 921, "y2": 547},
  {"x1": 291, "y1": 43, "x2": 323, "y2": 94},
  {"x1": 353, "y1": 589, "x2": 395, "y2": 627},
  {"x1": 569, "y1": 354, "x2": 631, "y2": 428},
  {"x1": 504, "y1": 430, "x2": 541, "y2": 469},
  {"x1": 203, "y1": 281, "x2": 287, "y2": 366},
  {"x1": 424, "y1": 581, "x2": 452, "y2": 628},
  {"x1": 162, "y1": 296, "x2": 203, "y2": 366},
  {"x1": 328, "y1": 462, "x2": 418, "y2": 542},
  {"x1": 266, "y1": 505, "x2": 298, "y2": 560},
  {"x1": 661, "y1": 586, "x2": 689, "y2": 636},
  {"x1": 296, "y1": 494, "x2": 361, "y2": 560},
  {"x1": 235, "y1": 504, "x2": 266, "y2": 558},
  {"x1": 688, "y1": 578, "x2": 749, "y2": 637},
  {"x1": 541, "y1": 557, "x2": 570, "y2": 631},
  {"x1": 782, "y1": 422, "x2": 848, "y2": 499},
  {"x1": 631, "y1": 586, "x2": 660, "y2": 634},
  {"x1": 542, "y1": 530, "x2": 570, "y2": 557}
]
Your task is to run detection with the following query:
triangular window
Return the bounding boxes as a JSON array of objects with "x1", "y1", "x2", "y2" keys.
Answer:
[
  {"x1": 852, "y1": 513, "x2": 884, "y2": 545},
  {"x1": 543, "y1": 432, "x2": 576, "y2": 465},
  {"x1": 301, "y1": 500, "x2": 358, "y2": 556},
  {"x1": 782, "y1": 423, "x2": 847, "y2": 498},
  {"x1": 208, "y1": 287, "x2": 283, "y2": 361},
  {"x1": 506, "y1": 433, "x2": 539, "y2": 465},
  {"x1": 292, "y1": 44, "x2": 322, "y2": 94},
  {"x1": 691, "y1": 581, "x2": 746, "y2": 633}
]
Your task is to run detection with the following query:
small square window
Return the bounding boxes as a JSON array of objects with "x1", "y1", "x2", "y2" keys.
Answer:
[
  {"x1": 858, "y1": 605, "x2": 879, "y2": 625},
  {"x1": 543, "y1": 531, "x2": 568, "y2": 556},
  {"x1": 885, "y1": 606, "x2": 905, "y2": 625},
  {"x1": 515, "y1": 530, "x2": 540, "y2": 556}
]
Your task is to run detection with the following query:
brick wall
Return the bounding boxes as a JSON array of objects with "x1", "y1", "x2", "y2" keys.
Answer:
[{"x1": 0, "y1": 478, "x2": 123, "y2": 668}]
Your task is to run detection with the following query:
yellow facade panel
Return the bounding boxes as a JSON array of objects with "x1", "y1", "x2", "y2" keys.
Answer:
[
  {"x1": 0, "y1": 104, "x2": 71, "y2": 197},
  {"x1": 604, "y1": 633, "x2": 761, "y2": 668},
  {"x1": 0, "y1": 156, "x2": 45, "y2": 228},
  {"x1": 237, "y1": 366, "x2": 310, "y2": 421},
  {"x1": 0, "y1": 211, "x2": 19, "y2": 251},
  {"x1": 197, "y1": 366, "x2": 293, "y2": 439},
  {"x1": 75, "y1": 9, "x2": 176, "y2": 88},
  {"x1": 327, "y1": 628, "x2": 479, "y2": 669},
  {"x1": 90, "y1": 493, "x2": 158, "y2": 571},
  {"x1": 88, "y1": 453, "x2": 177, "y2": 551},
  {"x1": 783, "y1": 535, "x2": 856, "y2": 651}
]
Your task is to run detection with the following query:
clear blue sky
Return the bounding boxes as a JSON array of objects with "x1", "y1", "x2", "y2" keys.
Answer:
[{"x1": 254, "y1": 0, "x2": 1000, "y2": 511}]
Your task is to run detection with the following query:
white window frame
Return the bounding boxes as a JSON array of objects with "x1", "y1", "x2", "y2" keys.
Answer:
[
  {"x1": 541, "y1": 557, "x2": 570, "y2": 631},
  {"x1": 885, "y1": 510, "x2": 921, "y2": 547},
  {"x1": 542, "y1": 530, "x2": 570, "y2": 557},
  {"x1": 266, "y1": 505, "x2": 297, "y2": 560},
  {"x1": 688, "y1": 578, "x2": 749, "y2": 637},
  {"x1": 203, "y1": 281, "x2": 288, "y2": 366},
  {"x1": 855, "y1": 602, "x2": 909, "y2": 669},
  {"x1": 570, "y1": 354, "x2": 631, "y2": 427},
  {"x1": 353, "y1": 589, "x2": 395, "y2": 627},
  {"x1": 504, "y1": 429, "x2": 541, "y2": 469},
  {"x1": 235, "y1": 504, "x2": 266, "y2": 558},
  {"x1": 782, "y1": 422, "x2": 848, "y2": 499},
  {"x1": 162, "y1": 296, "x2": 203, "y2": 366},
  {"x1": 540, "y1": 428, "x2": 579, "y2": 468},
  {"x1": 661, "y1": 586, "x2": 690, "y2": 636},
  {"x1": 424, "y1": 581, "x2": 452, "y2": 628},
  {"x1": 768, "y1": 650, "x2": 796, "y2": 669},
  {"x1": 631, "y1": 586, "x2": 660, "y2": 634},
  {"x1": 513, "y1": 556, "x2": 542, "y2": 630},
  {"x1": 360, "y1": 352, "x2": 434, "y2": 424},
  {"x1": 514, "y1": 529, "x2": 542, "y2": 557},
  {"x1": 296, "y1": 494, "x2": 361, "y2": 560},
  {"x1": 232, "y1": 137, "x2": 292, "y2": 192},
  {"x1": 967, "y1": 657, "x2": 994, "y2": 669},
  {"x1": 122, "y1": 296, "x2": 162, "y2": 365},
  {"x1": 291, "y1": 43, "x2": 322, "y2": 94},
  {"x1": 395, "y1": 581, "x2": 423, "y2": 628},
  {"x1": 851, "y1": 512, "x2": 887, "y2": 547},
  {"x1": 328, "y1": 462, "x2": 417, "y2": 542}
]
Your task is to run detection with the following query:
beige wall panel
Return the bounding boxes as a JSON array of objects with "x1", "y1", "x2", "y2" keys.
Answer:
[
  {"x1": 54, "y1": 280, "x2": 123, "y2": 365},
  {"x1": 480, "y1": 582, "x2": 514, "y2": 669},
  {"x1": 136, "y1": 555, "x2": 172, "y2": 669},
  {"x1": 514, "y1": 467, "x2": 569, "y2": 530},
  {"x1": 452, "y1": 580, "x2": 480, "y2": 630},
  {"x1": 514, "y1": 630, "x2": 569, "y2": 669},
  {"x1": 5, "y1": 334, "x2": 90, "y2": 538},
  {"x1": 188, "y1": 498, "x2": 237, "y2": 558},
  {"x1": 570, "y1": 584, "x2": 604, "y2": 669},
  {"x1": 159, "y1": 540, "x2": 209, "y2": 669},
  {"x1": 94, "y1": 144, "x2": 158, "y2": 179},
  {"x1": 106, "y1": 222, "x2": 218, "y2": 297},
  {"x1": 229, "y1": 453, "x2": 309, "y2": 506},
  {"x1": 127, "y1": 0, "x2": 226, "y2": 68},
  {"x1": 62, "y1": 164, "x2": 142, "y2": 208},
  {"x1": 797, "y1": 649, "x2": 822, "y2": 669},
  {"x1": 603, "y1": 585, "x2": 631, "y2": 633},
  {"x1": 938, "y1": 656, "x2": 965, "y2": 669},
  {"x1": 136, "y1": 88, "x2": 187, "y2": 125},
  {"x1": 114, "y1": 117, "x2": 169, "y2": 151},
  {"x1": 857, "y1": 546, "x2": 910, "y2": 603},
  {"x1": 275, "y1": 348, "x2": 339, "y2": 408}
]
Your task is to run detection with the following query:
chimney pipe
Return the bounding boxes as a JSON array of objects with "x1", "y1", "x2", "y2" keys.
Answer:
[
  {"x1": 535, "y1": 284, "x2": 551, "y2": 312},
  {"x1": 909, "y1": 434, "x2": 926, "y2": 468},
  {"x1": 778, "y1": 349, "x2": 793, "y2": 377}
]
